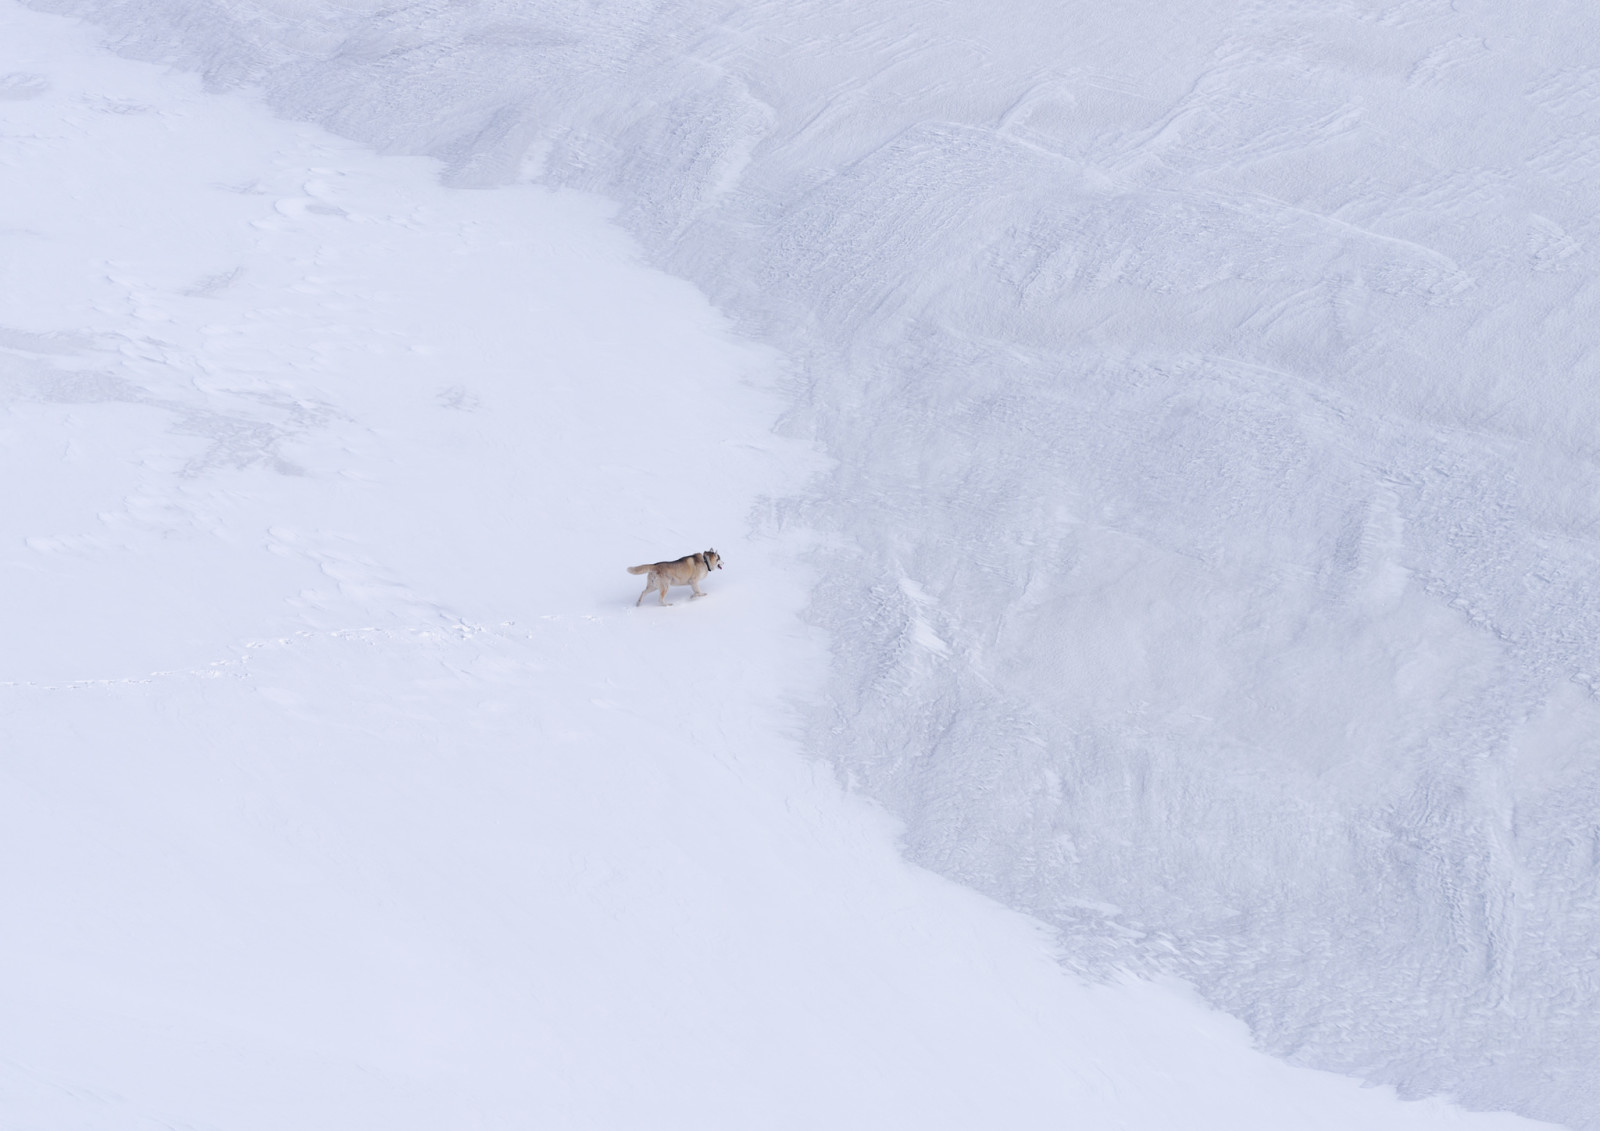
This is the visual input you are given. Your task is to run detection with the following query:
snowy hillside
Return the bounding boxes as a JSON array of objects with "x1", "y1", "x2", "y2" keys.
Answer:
[{"x1": 6, "y1": 0, "x2": 1599, "y2": 1126}]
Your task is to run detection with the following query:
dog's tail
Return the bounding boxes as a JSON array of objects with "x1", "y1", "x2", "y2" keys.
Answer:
[{"x1": 626, "y1": 564, "x2": 653, "y2": 575}]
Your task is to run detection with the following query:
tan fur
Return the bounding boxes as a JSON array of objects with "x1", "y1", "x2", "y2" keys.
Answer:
[{"x1": 627, "y1": 549, "x2": 722, "y2": 606}]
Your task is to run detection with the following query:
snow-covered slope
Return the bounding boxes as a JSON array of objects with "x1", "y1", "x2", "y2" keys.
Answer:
[
  {"x1": 6, "y1": 6, "x2": 1551, "y2": 1128},
  {"x1": 8, "y1": 0, "x2": 1599, "y2": 1126}
]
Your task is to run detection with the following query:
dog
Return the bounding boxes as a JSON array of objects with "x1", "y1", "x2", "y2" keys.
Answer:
[{"x1": 627, "y1": 549, "x2": 722, "y2": 606}]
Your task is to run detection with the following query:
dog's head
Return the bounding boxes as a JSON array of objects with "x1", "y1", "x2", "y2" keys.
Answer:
[{"x1": 705, "y1": 549, "x2": 722, "y2": 570}]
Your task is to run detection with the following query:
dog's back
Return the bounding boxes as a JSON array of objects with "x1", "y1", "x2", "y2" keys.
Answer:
[{"x1": 627, "y1": 554, "x2": 694, "y2": 577}]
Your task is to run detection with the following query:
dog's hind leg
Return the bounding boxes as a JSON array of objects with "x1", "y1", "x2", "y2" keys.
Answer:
[
  {"x1": 636, "y1": 578, "x2": 654, "y2": 606},
  {"x1": 657, "y1": 579, "x2": 672, "y2": 606}
]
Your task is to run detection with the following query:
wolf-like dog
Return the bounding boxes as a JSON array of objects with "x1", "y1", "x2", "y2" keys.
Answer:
[{"x1": 627, "y1": 549, "x2": 722, "y2": 606}]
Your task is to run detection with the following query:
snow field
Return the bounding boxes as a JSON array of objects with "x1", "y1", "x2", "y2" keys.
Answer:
[{"x1": 0, "y1": 4, "x2": 1578, "y2": 1129}]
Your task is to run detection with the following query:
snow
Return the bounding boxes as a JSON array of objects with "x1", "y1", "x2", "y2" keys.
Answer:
[{"x1": 4, "y1": 0, "x2": 1597, "y2": 1127}]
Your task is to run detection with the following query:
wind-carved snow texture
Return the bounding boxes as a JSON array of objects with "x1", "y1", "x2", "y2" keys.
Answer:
[{"x1": 32, "y1": 0, "x2": 1600, "y2": 1124}]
